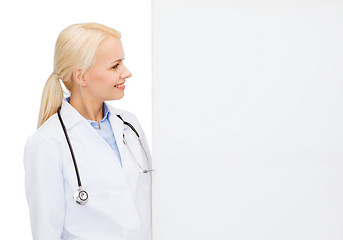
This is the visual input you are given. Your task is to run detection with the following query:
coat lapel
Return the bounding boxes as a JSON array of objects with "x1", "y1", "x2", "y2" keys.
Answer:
[{"x1": 107, "y1": 103, "x2": 126, "y2": 162}]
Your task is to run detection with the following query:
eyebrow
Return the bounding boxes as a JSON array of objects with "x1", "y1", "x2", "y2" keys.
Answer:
[{"x1": 111, "y1": 57, "x2": 125, "y2": 64}]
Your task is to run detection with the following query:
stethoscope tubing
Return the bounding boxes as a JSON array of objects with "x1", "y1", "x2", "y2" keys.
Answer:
[
  {"x1": 116, "y1": 114, "x2": 140, "y2": 138},
  {"x1": 57, "y1": 106, "x2": 82, "y2": 188}
]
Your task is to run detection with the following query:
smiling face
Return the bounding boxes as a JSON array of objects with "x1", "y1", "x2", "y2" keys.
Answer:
[{"x1": 82, "y1": 36, "x2": 132, "y2": 101}]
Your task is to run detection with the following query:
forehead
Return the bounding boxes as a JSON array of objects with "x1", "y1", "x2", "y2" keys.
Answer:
[{"x1": 95, "y1": 37, "x2": 124, "y2": 63}]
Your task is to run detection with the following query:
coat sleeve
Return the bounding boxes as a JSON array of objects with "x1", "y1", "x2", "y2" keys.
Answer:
[{"x1": 23, "y1": 132, "x2": 65, "y2": 240}]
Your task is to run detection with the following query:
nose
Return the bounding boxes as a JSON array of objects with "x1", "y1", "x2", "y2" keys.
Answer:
[{"x1": 121, "y1": 64, "x2": 132, "y2": 79}]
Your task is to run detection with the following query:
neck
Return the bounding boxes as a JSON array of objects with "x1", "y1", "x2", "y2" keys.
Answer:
[{"x1": 69, "y1": 91, "x2": 104, "y2": 122}]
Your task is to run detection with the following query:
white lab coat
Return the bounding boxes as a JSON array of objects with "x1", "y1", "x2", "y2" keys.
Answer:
[{"x1": 23, "y1": 98, "x2": 152, "y2": 240}]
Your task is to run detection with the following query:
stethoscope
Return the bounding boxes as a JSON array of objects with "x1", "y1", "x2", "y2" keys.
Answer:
[{"x1": 57, "y1": 106, "x2": 154, "y2": 205}]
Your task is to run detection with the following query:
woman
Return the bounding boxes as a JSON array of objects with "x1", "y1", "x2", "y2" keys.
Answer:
[{"x1": 23, "y1": 22, "x2": 152, "y2": 240}]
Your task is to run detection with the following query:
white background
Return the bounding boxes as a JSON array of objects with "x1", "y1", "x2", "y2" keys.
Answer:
[
  {"x1": 0, "y1": 0, "x2": 151, "y2": 238},
  {"x1": 152, "y1": 0, "x2": 343, "y2": 239},
  {"x1": 2, "y1": 0, "x2": 343, "y2": 239}
]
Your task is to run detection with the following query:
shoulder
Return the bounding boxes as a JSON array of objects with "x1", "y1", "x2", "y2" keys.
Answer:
[
  {"x1": 106, "y1": 103, "x2": 133, "y2": 116},
  {"x1": 23, "y1": 113, "x2": 67, "y2": 171},
  {"x1": 107, "y1": 103, "x2": 140, "y2": 124},
  {"x1": 24, "y1": 113, "x2": 65, "y2": 154},
  {"x1": 106, "y1": 103, "x2": 145, "y2": 134}
]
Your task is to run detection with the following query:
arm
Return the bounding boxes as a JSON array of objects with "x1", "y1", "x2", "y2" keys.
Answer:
[{"x1": 23, "y1": 133, "x2": 65, "y2": 240}]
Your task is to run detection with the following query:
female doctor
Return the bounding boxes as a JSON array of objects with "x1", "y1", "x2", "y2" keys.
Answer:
[{"x1": 23, "y1": 22, "x2": 153, "y2": 240}]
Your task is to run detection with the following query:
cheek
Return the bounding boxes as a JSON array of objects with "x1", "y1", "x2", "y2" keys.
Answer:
[{"x1": 88, "y1": 71, "x2": 116, "y2": 89}]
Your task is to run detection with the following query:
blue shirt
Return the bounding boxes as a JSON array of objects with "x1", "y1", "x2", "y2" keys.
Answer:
[{"x1": 65, "y1": 97, "x2": 122, "y2": 167}]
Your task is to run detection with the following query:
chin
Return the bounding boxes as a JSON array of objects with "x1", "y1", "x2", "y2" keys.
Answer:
[{"x1": 108, "y1": 94, "x2": 124, "y2": 101}]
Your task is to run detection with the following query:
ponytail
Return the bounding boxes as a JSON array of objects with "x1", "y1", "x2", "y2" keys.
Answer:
[{"x1": 37, "y1": 73, "x2": 64, "y2": 129}]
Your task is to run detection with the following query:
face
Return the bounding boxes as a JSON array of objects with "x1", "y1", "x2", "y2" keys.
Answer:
[{"x1": 81, "y1": 37, "x2": 132, "y2": 101}]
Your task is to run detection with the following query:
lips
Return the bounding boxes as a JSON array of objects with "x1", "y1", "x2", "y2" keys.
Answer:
[{"x1": 114, "y1": 81, "x2": 125, "y2": 87}]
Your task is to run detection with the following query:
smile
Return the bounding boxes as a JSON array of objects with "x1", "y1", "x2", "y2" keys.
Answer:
[
  {"x1": 114, "y1": 82, "x2": 125, "y2": 90},
  {"x1": 114, "y1": 82, "x2": 125, "y2": 88}
]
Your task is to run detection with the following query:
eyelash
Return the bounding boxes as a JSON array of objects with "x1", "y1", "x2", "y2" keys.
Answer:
[{"x1": 112, "y1": 58, "x2": 125, "y2": 69}]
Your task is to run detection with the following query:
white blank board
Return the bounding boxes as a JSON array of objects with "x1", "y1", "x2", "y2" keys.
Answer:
[{"x1": 152, "y1": 1, "x2": 343, "y2": 239}]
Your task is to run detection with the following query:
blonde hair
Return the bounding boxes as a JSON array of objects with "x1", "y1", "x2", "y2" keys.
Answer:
[{"x1": 37, "y1": 22, "x2": 121, "y2": 128}]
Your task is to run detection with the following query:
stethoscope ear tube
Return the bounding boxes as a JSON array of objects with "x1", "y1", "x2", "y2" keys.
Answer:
[{"x1": 57, "y1": 106, "x2": 88, "y2": 205}]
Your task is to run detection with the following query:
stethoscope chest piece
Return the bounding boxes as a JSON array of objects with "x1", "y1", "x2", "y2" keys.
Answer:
[{"x1": 74, "y1": 188, "x2": 89, "y2": 205}]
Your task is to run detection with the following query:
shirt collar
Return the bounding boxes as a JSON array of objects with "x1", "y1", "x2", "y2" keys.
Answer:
[{"x1": 65, "y1": 96, "x2": 111, "y2": 123}]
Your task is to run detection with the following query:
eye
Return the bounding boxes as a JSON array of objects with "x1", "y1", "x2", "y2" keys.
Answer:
[{"x1": 112, "y1": 64, "x2": 120, "y2": 69}]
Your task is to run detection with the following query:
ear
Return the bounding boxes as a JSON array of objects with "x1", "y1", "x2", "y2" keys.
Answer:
[{"x1": 72, "y1": 68, "x2": 87, "y2": 87}]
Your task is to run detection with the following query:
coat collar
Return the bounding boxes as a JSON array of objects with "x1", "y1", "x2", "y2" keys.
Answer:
[
  {"x1": 59, "y1": 97, "x2": 85, "y2": 130},
  {"x1": 59, "y1": 97, "x2": 127, "y2": 156},
  {"x1": 60, "y1": 97, "x2": 125, "y2": 129}
]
